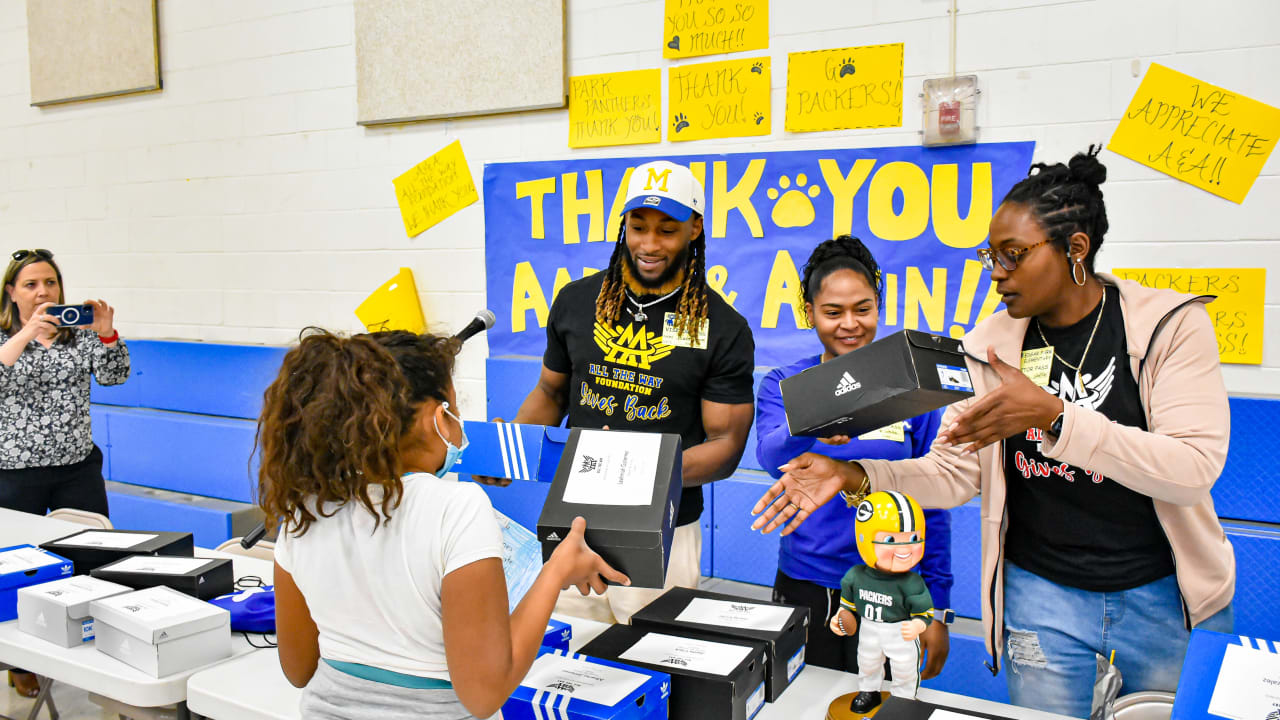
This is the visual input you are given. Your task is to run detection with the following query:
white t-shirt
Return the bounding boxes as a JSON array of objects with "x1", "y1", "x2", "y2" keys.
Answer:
[{"x1": 274, "y1": 473, "x2": 503, "y2": 679}]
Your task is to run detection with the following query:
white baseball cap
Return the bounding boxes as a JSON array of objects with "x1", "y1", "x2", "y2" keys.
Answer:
[{"x1": 620, "y1": 160, "x2": 705, "y2": 222}]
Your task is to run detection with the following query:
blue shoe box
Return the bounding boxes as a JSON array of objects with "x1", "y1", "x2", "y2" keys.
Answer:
[
  {"x1": 455, "y1": 422, "x2": 570, "y2": 483},
  {"x1": 0, "y1": 544, "x2": 75, "y2": 622},
  {"x1": 544, "y1": 618, "x2": 573, "y2": 652},
  {"x1": 502, "y1": 646, "x2": 670, "y2": 720}
]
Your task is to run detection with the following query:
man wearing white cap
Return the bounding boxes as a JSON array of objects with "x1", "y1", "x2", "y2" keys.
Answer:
[{"x1": 494, "y1": 160, "x2": 756, "y2": 623}]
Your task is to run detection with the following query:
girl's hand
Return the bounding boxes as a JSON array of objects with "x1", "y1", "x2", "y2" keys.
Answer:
[{"x1": 548, "y1": 516, "x2": 630, "y2": 595}]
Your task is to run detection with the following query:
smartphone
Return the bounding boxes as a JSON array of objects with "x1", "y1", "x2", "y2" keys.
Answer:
[{"x1": 47, "y1": 304, "x2": 95, "y2": 327}]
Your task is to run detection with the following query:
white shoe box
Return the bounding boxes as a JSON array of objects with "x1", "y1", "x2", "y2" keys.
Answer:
[
  {"x1": 17, "y1": 575, "x2": 133, "y2": 647},
  {"x1": 90, "y1": 586, "x2": 231, "y2": 677}
]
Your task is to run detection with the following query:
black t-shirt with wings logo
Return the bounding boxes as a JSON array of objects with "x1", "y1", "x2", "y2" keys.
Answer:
[
  {"x1": 1003, "y1": 285, "x2": 1174, "y2": 591},
  {"x1": 544, "y1": 272, "x2": 756, "y2": 526}
]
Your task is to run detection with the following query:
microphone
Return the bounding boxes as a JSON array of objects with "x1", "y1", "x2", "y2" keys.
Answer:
[{"x1": 453, "y1": 309, "x2": 496, "y2": 343}]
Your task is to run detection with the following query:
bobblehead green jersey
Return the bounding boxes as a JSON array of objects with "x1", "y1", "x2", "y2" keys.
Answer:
[{"x1": 838, "y1": 491, "x2": 934, "y2": 708}]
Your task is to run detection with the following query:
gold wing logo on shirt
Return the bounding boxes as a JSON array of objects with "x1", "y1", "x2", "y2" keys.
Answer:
[{"x1": 593, "y1": 322, "x2": 673, "y2": 370}]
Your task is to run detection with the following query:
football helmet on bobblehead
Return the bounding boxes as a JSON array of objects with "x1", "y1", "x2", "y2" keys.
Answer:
[{"x1": 828, "y1": 491, "x2": 934, "y2": 717}]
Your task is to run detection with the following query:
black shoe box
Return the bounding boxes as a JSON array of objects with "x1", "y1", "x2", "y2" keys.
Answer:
[
  {"x1": 40, "y1": 530, "x2": 194, "y2": 575},
  {"x1": 780, "y1": 330, "x2": 974, "y2": 438},
  {"x1": 629, "y1": 587, "x2": 808, "y2": 702},
  {"x1": 538, "y1": 429, "x2": 683, "y2": 589},
  {"x1": 580, "y1": 624, "x2": 769, "y2": 720},
  {"x1": 91, "y1": 555, "x2": 234, "y2": 600}
]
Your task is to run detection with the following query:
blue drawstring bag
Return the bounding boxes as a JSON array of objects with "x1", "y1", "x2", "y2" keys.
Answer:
[{"x1": 210, "y1": 584, "x2": 276, "y2": 633}]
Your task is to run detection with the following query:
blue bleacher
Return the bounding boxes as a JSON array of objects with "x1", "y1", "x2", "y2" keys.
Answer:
[
  {"x1": 89, "y1": 340, "x2": 285, "y2": 547},
  {"x1": 89, "y1": 344, "x2": 1280, "y2": 703}
]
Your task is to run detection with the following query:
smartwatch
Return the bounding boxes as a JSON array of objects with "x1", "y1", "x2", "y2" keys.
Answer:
[
  {"x1": 1049, "y1": 411, "x2": 1065, "y2": 437},
  {"x1": 930, "y1": 608, "x2": 955, "y2": 625}
]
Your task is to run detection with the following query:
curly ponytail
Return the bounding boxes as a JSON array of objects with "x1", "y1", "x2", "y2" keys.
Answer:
[{"x1": 256, "y1": 329, "x2": 460, "y2": 537}]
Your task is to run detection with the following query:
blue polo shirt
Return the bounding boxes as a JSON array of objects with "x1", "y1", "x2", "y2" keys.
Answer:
[{"x1": 755, "y1": 354, "x2": 952, "y2": 609}]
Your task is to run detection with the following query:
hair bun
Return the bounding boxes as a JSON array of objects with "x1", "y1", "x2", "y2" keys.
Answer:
[{"x1": 1068, "y1": 145, "x2": 1107, "y2": 187}]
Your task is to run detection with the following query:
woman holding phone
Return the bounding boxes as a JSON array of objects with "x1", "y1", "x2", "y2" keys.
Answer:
[{"x1": 1, "y1": 249, "x2": 129, "y2": 695}]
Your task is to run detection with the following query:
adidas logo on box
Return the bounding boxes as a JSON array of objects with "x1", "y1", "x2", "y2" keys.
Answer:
[
  {"x1": 834, "y1": 371, "x2": 861, "y2": 396},
  {"x1": 546, "y1": 531, "x2": 561, "y2": 542}
]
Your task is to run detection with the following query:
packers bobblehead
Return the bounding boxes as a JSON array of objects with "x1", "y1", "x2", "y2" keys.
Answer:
[{"x1": 830, "y1": 490, "x2": 934, "y2": 713}]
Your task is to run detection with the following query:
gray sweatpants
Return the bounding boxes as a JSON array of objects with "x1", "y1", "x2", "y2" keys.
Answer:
[{"x1": 300, "y1": 659, "x2": 483, "y2": 719}]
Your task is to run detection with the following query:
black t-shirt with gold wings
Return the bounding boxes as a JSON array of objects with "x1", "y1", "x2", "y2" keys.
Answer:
[{"x1": 544, "y1": 273, "x2": 756, "y2": 526}]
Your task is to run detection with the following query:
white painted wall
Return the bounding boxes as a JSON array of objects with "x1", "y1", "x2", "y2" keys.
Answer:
[{"x1": 1, "y1": 0, "x2": 1276, "y2": 413}]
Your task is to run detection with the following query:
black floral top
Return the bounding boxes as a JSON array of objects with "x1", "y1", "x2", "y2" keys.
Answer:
[{"x1": 0, "y1": 328, "x2": 130, "y2": 469}]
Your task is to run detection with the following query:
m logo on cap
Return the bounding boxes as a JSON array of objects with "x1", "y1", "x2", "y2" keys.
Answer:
[
  {"x1": 643, "y1": 196, "x2": 662, "y2": 206},
  {"x1": 643, "y1": 168, "x2": 671, "y2": 192}
]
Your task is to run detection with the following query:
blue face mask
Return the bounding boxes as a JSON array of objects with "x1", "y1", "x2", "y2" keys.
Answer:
[{"x1": 433, "y1": 401, "x2": 469, "y2": 478}]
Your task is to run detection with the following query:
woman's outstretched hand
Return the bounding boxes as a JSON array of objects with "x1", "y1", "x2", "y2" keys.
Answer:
[{"x1": 750, "y1": 453, "x2": 861, "y2": 536}]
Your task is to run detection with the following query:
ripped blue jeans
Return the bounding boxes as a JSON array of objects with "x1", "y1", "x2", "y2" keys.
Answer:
[{"x1": 1002, "y1": 561, "x2": 1233, "y2": 718}]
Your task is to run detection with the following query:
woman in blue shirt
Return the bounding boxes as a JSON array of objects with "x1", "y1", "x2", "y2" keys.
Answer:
[{"x1": 756, "y1": 236, "x2": 954, "y2": 678}]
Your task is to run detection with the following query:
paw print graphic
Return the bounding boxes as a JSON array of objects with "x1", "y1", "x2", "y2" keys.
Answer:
[
  {"x1": 766, "y1": 174, "x2": 821, "y2": 228},
  {"x1": 751, "y1": 61, "x2": 765, "y2": 75},
  {"x1": 839, "y1": 58, "x2": 856, "y2": 77},
  {"x1": 672, "y1": 113, "x2": 690, "y2": 133},
  {"x1": 754, "y1": 112, "x2": 765, "y2": 125}
]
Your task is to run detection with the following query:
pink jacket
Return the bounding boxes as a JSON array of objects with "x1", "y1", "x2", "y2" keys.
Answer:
[{"x1": 861, "y1": 276, "x2": 1236, "y2": 673}]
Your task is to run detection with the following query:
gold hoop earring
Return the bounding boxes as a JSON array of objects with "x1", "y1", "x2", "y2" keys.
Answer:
[{"x1": 1072, "y1": 258, "x2": 1087, "y2": 287}]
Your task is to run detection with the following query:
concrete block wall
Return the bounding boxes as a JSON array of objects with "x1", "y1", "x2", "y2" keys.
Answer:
[{"x1": 0, "y1": 0, "x2": 1276, "y2": 417}]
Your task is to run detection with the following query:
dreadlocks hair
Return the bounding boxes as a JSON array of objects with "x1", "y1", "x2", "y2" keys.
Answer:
[
  {"x1": 255, "y1": 328, "x2": 460, "y2": 538},
  {"x1": 595, "y1": 217, "x2": 710, "y2": 341},
  {"x1": 798, "y1": 235, "x2": 882, "y2": 328},
  {"x1": 1001, "y1": 145, "x2": 1110, "y2": 273}
]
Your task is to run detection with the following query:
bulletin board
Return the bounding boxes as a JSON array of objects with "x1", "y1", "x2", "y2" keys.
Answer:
[
  {"x1": 26, "y1": 0, "x2": 161, "y2": 107},
  {"x1": 354, "y1": 0, "x2": 567, "y2": 125}
]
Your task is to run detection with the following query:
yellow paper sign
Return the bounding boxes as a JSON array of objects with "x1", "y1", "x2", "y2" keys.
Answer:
[
  {"x1": 1108, "y1": 63, "x2": 1280, "y2": 203},
  {"x1": 569, "y1": 70, "x2": 661, "y2": 149},
  {"x1": 669, "y1": 56, "x2": 770, "y2": 142},
  {"x1": 355, "y1": 267, "x2": 426, "y2": 334},
  {"x1": 663, "y1": 0, "x2": 768, "y2": 60},
  {"x1": 1020, "y1": 347, "x2": 1053, "y2": 387},
  {"x1": 785, "y1": 44, "x2": 905, "y2": 132},
  {"x1": 859, "y1": 422, "x2": 905, "y2": 443},
  {"x1": 392, "y1": 140, "x2": 479, "y2": 237},
  {"x1": 1112, "y1": 268, "x2": 1266, "y2": 364}
]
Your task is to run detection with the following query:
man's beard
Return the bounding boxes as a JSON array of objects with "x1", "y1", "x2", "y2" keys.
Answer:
[{"x1": 621, "y1": 244, "x2": 689, "y2": 296}]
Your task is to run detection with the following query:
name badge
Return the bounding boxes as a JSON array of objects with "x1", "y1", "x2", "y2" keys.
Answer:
[
  {"x1": 858, "y1": 421, "x2": 905, "y2": 443},
  {"x1": 662, "y1": 312, "x2": 708, "y2": 349},
  {"x1": 1020, "y1": 347, "x2": 1053, "y2": 387}
]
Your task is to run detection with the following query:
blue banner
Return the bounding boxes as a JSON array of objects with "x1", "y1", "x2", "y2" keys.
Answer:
[{"x1": 483, "y1": 141, "x2": 1034, "y2": 368}]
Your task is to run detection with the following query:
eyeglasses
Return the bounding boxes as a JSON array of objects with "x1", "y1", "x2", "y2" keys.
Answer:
[
  {"x1": 976, "y1": 240, "x2": 1050, "y2": 272},
  {"x1": 10, "y1": 249, "x2": 53, "y2": 262}
]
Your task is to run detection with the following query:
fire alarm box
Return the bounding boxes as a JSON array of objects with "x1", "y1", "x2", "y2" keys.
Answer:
[{"x1": 922, "y1": 75, "x2": 979, "y2": 146}]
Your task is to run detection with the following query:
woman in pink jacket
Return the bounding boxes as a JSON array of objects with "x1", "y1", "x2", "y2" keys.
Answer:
[{"x1": 751, "y1": 147, "x2": 1234, "y2": 716}]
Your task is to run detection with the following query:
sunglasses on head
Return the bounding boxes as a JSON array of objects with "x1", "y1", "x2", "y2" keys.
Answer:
[{"x1": 11, "y1": 249, "x2": 53, "y2": 262}]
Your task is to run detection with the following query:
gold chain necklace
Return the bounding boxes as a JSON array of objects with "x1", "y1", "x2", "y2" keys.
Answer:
[{"x1": 1035, "y1": 288, "x2": 1105, "y2": 374}]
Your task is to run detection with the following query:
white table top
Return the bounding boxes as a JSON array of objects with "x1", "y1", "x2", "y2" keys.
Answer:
[
  {"x1": 185, "y1": 615, "x2": 1074, "y2": 720},
  {"x1": 0, "y1": 508, "x2": 276, "y2": 708},
  {"x1": 186, "y1": 648, "x2": 300, "y2": 720}
]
